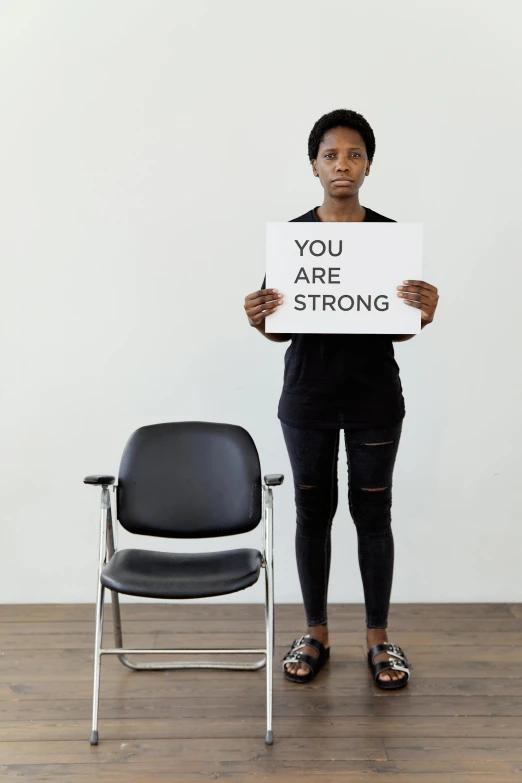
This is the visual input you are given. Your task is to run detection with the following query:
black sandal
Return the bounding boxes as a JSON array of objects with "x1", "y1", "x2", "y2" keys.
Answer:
[
  {"x1": 368, "y1": 642, "x2": 410, "y2": 690},
  {"x1": 282, "y1": 635, "x2": 330, "y2": 683}
]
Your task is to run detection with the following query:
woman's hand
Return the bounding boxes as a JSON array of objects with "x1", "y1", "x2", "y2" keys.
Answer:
[
  {"x1": 397, "y1": 280, "x2": 439, "y2": 325},
  {"x1": 244, "y1": 288, "x2": 284, "y2": 327}
]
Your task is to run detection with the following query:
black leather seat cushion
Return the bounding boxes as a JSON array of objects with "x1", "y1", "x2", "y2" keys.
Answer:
[{"x1": 101, "y1": 548, "x2": 263, "y2": 599}]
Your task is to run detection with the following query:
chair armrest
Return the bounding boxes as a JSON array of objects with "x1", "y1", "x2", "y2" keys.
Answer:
[
  {"x1": 84, "y1": 475, "x2": 116, "y2": 486},
  {"x1": 264, "y1": 474, "x2": 284, "y2": 487}
]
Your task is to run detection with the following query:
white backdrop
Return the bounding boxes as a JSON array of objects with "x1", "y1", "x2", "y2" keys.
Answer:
[{"x1": 1, "y1": 0, "x2": 521, "y2": 604}]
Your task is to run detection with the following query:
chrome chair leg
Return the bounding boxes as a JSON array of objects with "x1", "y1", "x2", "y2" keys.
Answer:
[
  {"x1": 90, "y1": 485, "x2": 109, "y2": 746},
  {"x1": 264, "y1": 483, "x2": 274, "y2": 745},
  {"x1": 90, "y1": 583, "x2": 105, "y2": 746},
  {"x1": 265, "y1": 563, "x2": 274, "y2": 745}
]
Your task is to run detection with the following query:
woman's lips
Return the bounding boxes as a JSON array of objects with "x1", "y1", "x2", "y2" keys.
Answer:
[{"x1": 332, "y1": 179, "x2": 354, "y2": 186}]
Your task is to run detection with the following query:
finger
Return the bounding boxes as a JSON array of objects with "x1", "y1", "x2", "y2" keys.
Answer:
[
  {"x1": 399, "y1": 281, "x2": 438, "y2": 294},
  {"x1": 245, "y1": 288, "x2": 280, "y2": 303},
  {"x1": 249, "y1": 300, "x2": 283, "y2": 317},
  {"x1": 247, "y1": 299, "x2": 283, "y2": 316},
  {"x1": 397, "y1": 291, "x2": 436, "y2": 303},
  {"x1": 401, "y1": 280, "x2": 438, "y2": 294},
  {"x1": 247, "y1": 298, "x2": 281, "y2": 313},
  {"x1": 397, "y1": 286, "x2": 438, "y2": 299},
  {"x1": 404, "y1": 299, "x2": 434, "y2": 313},
  {"x1": 249, "y1": 306, "x2": 280, "y2": 324},
  {"x1": 398, "y1": 291, "x2": 421, "y2": 302},
  {"x1": 245, "y1": 294, "x2": 283, "y2": 310},
  {"x1": 245, "y1": 288, "x2": 278, "y2": 300}
]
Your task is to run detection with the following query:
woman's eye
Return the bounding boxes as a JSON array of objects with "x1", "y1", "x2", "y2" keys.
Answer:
[
  {"x1": 324, "y1": 153, "x2": 335, "y2": 158},
  {"x1": 350, "y1": 152, "x2": 361, "y2": 157}
]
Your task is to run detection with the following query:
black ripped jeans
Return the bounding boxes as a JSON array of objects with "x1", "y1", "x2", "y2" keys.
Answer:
[{"x1": 281, "y1": 421, "x2": 403, "y2": 629}]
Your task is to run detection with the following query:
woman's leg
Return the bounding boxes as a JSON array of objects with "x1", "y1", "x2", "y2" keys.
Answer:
[
  {"x1": 344, "y1": 421, "x2": 403, "y2": 682},
  {"x1": 281, "y1": 423, "x2": 340, "y2": 675}
]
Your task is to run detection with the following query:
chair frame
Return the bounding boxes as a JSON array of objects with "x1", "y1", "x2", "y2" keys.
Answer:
[{"x1": 89, "y1": 479, "x2": 275, "y2": 746}]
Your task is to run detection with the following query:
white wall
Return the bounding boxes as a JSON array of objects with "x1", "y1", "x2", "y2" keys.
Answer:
[{"x1": 1, "y1": 0, "x2": 521, "y2": 604}]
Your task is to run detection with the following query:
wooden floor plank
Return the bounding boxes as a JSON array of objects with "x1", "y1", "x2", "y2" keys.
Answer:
[
  {"x1": 1, "y1": 760, "x2": 522, "y2": 783},
  {"x1": 2, "y1": 644, "x2": 522, "y2": 679},
  {"x1": 0, "y1": 602, "x2": 517, "y2": 623},
  {"x1": 3, "y1": 616, "x2": 522, "y2": 637},
  {"x1": 1, "y1": 714, "x2": 522, "y2": 741},
  {"x1": 0, "y1": 736, "x2": 387, "y2": 764},
  {"x1": 383, "y1": 736, "x2": 522, "y2": 761},
  {"x1": 2, "y1": 761, "x2": 522, "y2": 783},
  {"x1": 4, "y1": 677, "x2": 522, "y2": 701},
  {"x1": 3, "y1": 629, "x2": 522, "y2": 651},
  {"x1": 4, "y1": 695, "x2": 522, "y2": 721}
]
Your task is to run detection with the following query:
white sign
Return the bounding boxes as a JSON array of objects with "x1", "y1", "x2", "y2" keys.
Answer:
[{"x1": 265, "y1": 222, "x2": 423, "y2": 334}]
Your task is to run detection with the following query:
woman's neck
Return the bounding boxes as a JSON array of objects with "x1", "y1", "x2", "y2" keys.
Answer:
[{"x1": 316, "y1": 196, "x2": 365, "y2": 223}]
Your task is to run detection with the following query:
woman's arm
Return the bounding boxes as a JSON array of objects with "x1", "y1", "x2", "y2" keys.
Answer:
[
  {"x1": 253, "y1": 318, "x2": 292, "y2": 342},
  {"x1": 393, "y1": 321, "x2": 429, "y2": 342},
  {"x1": 392, "y1": 333, "x2": 416, "y2": 342}
]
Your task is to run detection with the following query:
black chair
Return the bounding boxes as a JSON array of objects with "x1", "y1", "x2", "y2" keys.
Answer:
[{"x1": 84, "y1": 421, "x2": 283, "y2": 745}]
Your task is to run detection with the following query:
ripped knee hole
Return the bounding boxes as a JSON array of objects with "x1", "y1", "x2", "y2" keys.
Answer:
[
  {"x1": 362, "y1": 441, "x2": 394, "y2": 446},
  {"x1": 361, "y1": 486, "x2": 389, "y2": 492}
]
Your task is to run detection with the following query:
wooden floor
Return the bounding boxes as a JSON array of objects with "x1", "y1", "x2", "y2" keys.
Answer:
[{"x1": 1, "y1": 603, "x2": 522, "y2": 782}]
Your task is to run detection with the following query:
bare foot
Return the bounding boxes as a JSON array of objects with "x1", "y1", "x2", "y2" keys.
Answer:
[
  {"x1": 366, "y1": 628, "x2": 407, "y2": 684},
  {"x1": 285, "y1": 625, "x2": 329, "y2": 677}
]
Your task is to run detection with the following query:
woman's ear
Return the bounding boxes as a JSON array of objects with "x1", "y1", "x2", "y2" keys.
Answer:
[
  {"x1": 365, "y1": 163, "x2": 372, "y2": 177},
  {"x1": 312, "y1": 160, "x2": 319, "y2": 178}
]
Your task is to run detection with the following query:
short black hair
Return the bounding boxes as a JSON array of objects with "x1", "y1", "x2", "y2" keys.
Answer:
[{"x1": 308, "y1": 109, "x2": 376, "y2": 163}]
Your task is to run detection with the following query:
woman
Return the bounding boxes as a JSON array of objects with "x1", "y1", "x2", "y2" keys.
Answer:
[{"x1": 244, "y1": 109, "x2": 439, "y2": 689}]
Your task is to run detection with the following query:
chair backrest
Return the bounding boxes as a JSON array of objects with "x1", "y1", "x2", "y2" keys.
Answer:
[{"x1": 117, "y1": 421, "x2": 262, "y2": 538}]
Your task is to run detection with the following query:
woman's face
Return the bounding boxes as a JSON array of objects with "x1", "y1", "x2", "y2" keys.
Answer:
[{"x1": 312, "y1": 126, "x2": 370, "y2": 199}]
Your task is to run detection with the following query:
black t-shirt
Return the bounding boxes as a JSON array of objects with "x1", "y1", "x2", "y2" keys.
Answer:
[{"x1": 265, "y1": 206, "x2": 405, "y2": 430}]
